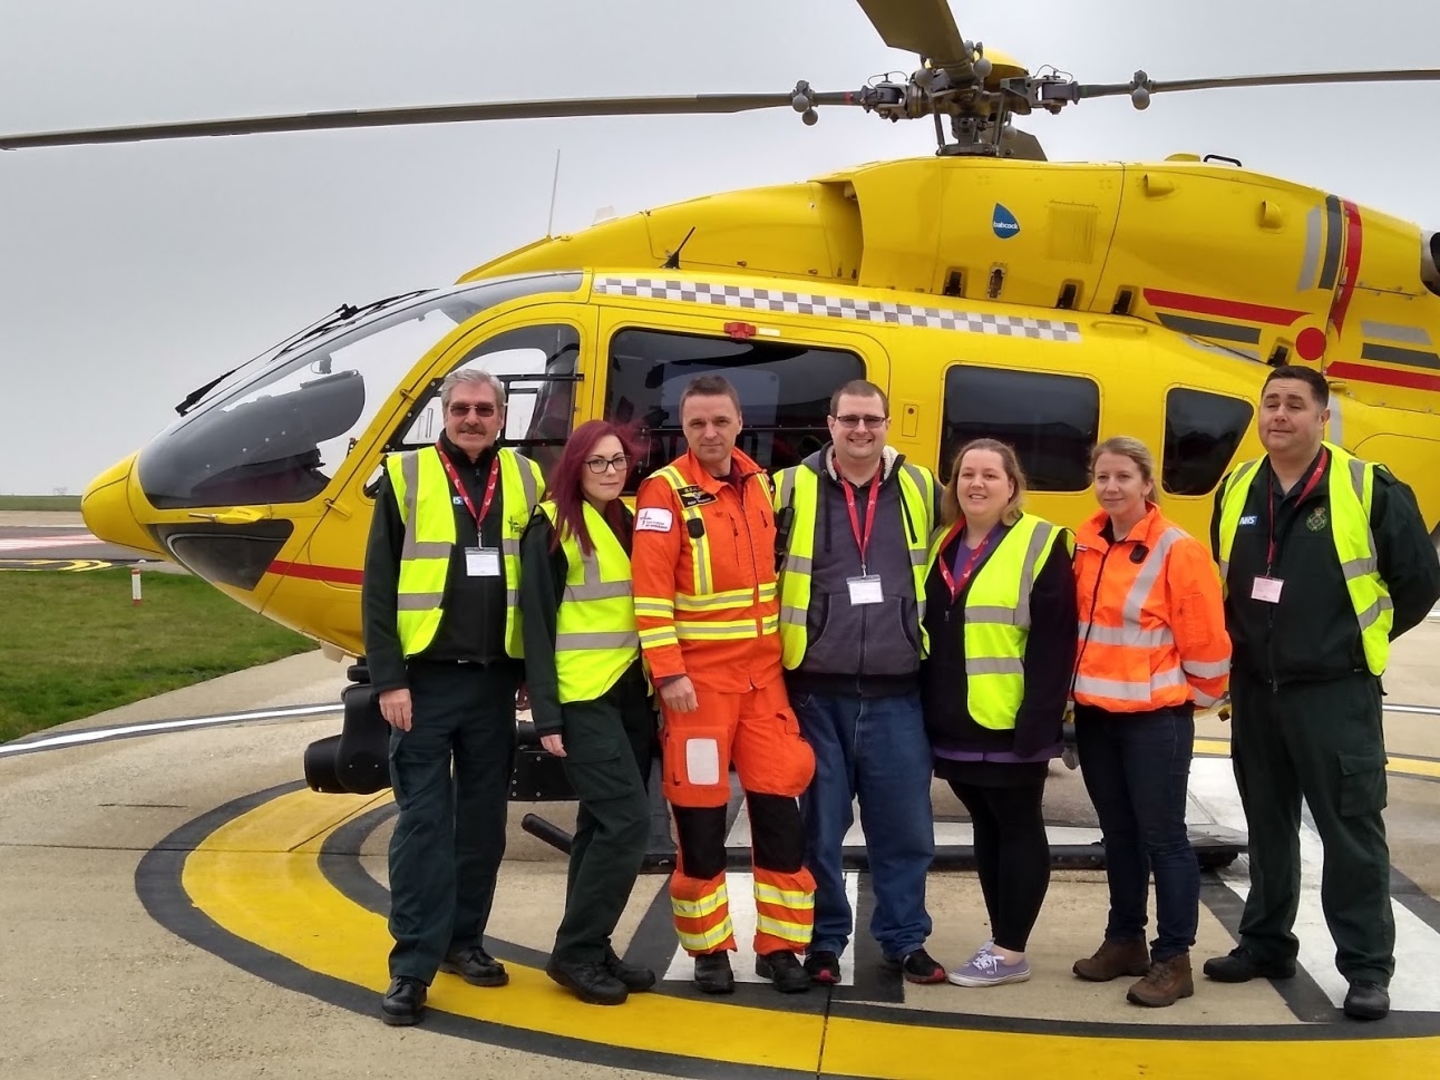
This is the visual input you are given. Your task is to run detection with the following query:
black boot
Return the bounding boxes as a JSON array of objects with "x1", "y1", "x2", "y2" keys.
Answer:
[
  {"x1": 380, "y1": 976, "x2": 427, "y2": 1026},
  {"x1": 1343, "y1": 980, "x2": 1390, "y2": 1021},
  {"x1": 546, "y1": 958, "x2": 628, "y2": 1006},
  {"x1": 756, "y1": 951, "x2": 811, "y2": 994},
  {"x1": 604, "y1": 947, "x2": 657, "y2": 992},
  {"x1": 440, "y1": 945, "x2": 509, "y2": 987},
  {"x1": 693, "y1": 952, "x2": 735, "y2": 995}
]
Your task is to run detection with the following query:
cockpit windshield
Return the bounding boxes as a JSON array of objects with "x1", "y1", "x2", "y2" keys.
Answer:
[{"x1": 137, "y1": 272, "x2": 582, "y2": 509}]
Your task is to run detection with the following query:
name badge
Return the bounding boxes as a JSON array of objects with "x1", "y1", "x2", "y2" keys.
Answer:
[
  {"x1": 847, "y1": 575, "x2": 883, "y2": 606},
  {"x1": 466, "y1": 547, "x2": 502, "y2": 578},
  {"x1": 1251, "y1": 575, "x2": 1284, "y2": 603}
]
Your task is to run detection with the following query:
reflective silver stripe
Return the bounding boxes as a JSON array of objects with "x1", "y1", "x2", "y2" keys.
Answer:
[
  {"x1": 1073, "y1": 675, "x2": 1152, "y2": 701},
  {"x1": 1121, "y1": 528, "x2": 1185, "y2": 627},
  {"x1": 1342, "y1": 556, "x2": 1379, "y2": 579},
  {"x1": 1014, "y1": 521, "x2": 1055, "y2": 630},
  {"x1": 966, "y1": 605, "x2": 1018, "y2": 625},
  {"x1": 516, "y1": 453, "x2": 539, "y2": 512},
  {"x1": 399, "y1": 452, "x2": 424, "y2": 560},
  {"x1": 408, "y1": 541, "x2": 451, "y2": 558},
  {"x1": 506, "y1": 589, "x2": 520, "y2": 606},
  {"x1": 1218, "y1": 459, "x2": 1261, "y2": 582},
  {"x1": 564, "y1": 581, "x2": 633, "y2": 601},
  {"x1": 397, "y1": 592, "x2": 444, "y2": 610},
  {"x1": 909, "y1": 547, "x2": 929, "y2": 567},
  {"x1": 501, "y1": 539, "x2": 520, "y2": 556},
  {"x1": 1182, "y1": 658, "x2": 1231, "y2": 678},
  {"x1": 782, "y1": 554, "x2": 813, "y2": 574},
  {"x1": 1357, "y1": 595, "x2": 1394, "y2": 631},
  {"x1": 777, "y1": 468, "x2": 797, "y2": 509},
  {"x1": 1193, "y1": 689, "x2": 1220, "y2": 707},
  {"x1": 1152, "y1": 667, "x2": 1188, "y2": 690},
  {"x1": 1076, "y1": 622, "x2": 1175, "y2": 648},
  {"x1": 556, "y1": 631, "x2": 640, "y2": 650},
  {"x1": 780, "y1": 605, "x2": 808, "y2": 627},
  {"x1": 966, "y1": 657, "x2": 1026, "y2": 676},
  {"x1": 1349, "y1": 456, "x2": 1366, "y2": 502}
]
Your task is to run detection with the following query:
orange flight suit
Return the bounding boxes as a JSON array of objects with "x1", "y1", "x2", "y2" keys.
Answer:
[{"x1": 630, "y1": 447, "x2": 816, "y2": 957}]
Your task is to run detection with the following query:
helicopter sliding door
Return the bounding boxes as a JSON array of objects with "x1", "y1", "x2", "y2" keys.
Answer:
[{"x1": 593, "y1": 305, "x2": 889, "y2": 487}]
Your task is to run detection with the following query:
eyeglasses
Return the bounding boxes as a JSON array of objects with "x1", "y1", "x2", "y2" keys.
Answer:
[
  {"x1": 832, "y1": 414, "x2": 888, "y2": 429},
  {"x1": 448, "y1": 403, "x2": 498, "y2": 418},
  {"x1": 584, "y1": 454, "x2": 629, "y2": 474}
]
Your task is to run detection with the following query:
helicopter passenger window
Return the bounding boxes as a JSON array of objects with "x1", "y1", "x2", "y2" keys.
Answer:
[
  {"x1": 1162, "y1": 388, "x2": 1254, "y2": 496},
  {"x1": 391, "y1": 323, "x2": 580, "y2": 479},
  {"x1": 940, "y1": 365, "x2": 1099, "y2": 491},
  {"x1": 604, "y1": 328, "x2": 866, "y2": 490}
]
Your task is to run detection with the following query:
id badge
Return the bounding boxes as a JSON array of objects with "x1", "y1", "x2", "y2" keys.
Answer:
[
  {"x1": 1251, "y1": 575, "x2": 1284, "y2": 603},
  {"x1": 466, "y1": 547, "x2": 502, "y2": 578},
  {"x1": 847, "y1": 574, "x2": 883, "y2": 605}
]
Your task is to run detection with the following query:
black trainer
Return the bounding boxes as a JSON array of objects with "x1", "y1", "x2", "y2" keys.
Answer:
[
  {"x1": 756, "y1": 950, "x2": 812, "y2": 994},
  {"x1": 604, "y1": 947, "x2": 657, "y2": 992},
  {"x1": 804, "y1": 950, "x2": 841, "y2": 985},
  {"x1": 883, "y1": 947, "x2": 947, "y2": 984},
  {"x1": 1343, "y1": 980, "x2": 1390, "y2": 1021},
  {"x1": 380, "y1": 976, "x2": 427, "y2": 1026},
  {"x1": 1201, "y1": 947, "x2": 1296, "y2": 983},
  {"x1": 440, "y1": 945, "x2": 509, "y2": 987},
  {"x1": 546, "y1": 958, "x2": 628, "y2": 1006},
  {"x1": 694, "y1": 951, "x2": 735, "y2": 995}
]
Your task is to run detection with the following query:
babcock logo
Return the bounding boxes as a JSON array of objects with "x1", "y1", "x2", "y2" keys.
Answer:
[{"x1": 992, "y1": 203, "x2": 1020, "y2": 239}]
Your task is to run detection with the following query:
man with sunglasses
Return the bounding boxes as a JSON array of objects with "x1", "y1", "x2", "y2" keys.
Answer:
[
  {"x1": 773, "y1": 379, "x2": 945, "y2": 986},
  {"x1": 363, "y1": 367, "x2": 545, "y2": 1026}
]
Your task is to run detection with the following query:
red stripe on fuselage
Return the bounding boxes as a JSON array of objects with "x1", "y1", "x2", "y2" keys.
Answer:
[
  {"x1": 1142, "y1": 289, "x2": 1307, "y2": 326},
  {"x1": 267, "y1": 560, "x2": 364, "y2": 586},
  {"x1": 1329, "y1": 200, "x2": 1364, "y2": 334},
  {"x1": 1324, "y1": 361, "x2": 1440, "y2": 393}
]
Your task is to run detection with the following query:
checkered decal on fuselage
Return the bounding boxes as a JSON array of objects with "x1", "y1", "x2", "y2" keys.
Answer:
[{"x1": 594, "y1": 277, "x2": 1082, "y2": 342}]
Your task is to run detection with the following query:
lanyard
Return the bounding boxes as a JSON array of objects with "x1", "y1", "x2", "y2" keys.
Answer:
[
  {"x1": 1267, "y1": 448, "x2": 1328, "y2": 570},
  {"x1": 842, "y1": 476, "x2": 882, "y2": 573},
  {"x1": 435, "y1": 444, "x2": 500, "y2": 532},
  {"x1": 936, "y1": 521, "x2": 998, "y2": 604}
]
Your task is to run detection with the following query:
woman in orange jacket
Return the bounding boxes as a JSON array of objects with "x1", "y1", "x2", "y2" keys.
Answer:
[{"x1": 1070, "y1": 436, "x2": 1230, "y2": 1009}]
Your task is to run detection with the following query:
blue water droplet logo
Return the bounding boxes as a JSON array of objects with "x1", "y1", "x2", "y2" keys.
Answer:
[{"x1": 992, "y1": 203, "x2": 1020, "y2": 239}]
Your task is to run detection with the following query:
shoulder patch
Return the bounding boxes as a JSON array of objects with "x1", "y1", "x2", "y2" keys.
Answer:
[
  {"x1": 636, "y1": 507, "x2": 674, "y2": 533},
  {"x1": 675, "y1": 485, "x2": 718, "y2": 508}
]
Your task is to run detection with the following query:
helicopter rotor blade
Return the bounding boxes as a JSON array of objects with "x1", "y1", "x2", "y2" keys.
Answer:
[
  {"x1": 1072, "y1": 67, "x2": 1440, "y2": 106},
  {"x1": 0, "y1": 92, "x2": 863, "y2": 150},
  {"x1": 854, "y1": 0, "x2": 973, "y2": 83}
]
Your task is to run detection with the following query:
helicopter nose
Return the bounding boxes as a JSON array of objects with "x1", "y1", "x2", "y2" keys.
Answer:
[{"x1": 82, "y1": 454, "x2": 166, "y2": 558}]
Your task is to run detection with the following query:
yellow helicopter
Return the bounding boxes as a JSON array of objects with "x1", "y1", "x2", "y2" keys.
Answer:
[{"x1": 5, "y1": 0, "x2": 1439, "y2": 793}]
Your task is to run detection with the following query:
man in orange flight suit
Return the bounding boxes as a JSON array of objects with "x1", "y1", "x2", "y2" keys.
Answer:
[{"x1": 630, "y1": 373, "x2": 816, "y2": 995}]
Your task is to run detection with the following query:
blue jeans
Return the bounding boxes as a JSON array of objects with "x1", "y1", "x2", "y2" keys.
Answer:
[
  {"x1": 794, "y1": 690, "x2": 935, "y2": 959},
  {"x1": 1074, "y1": 703, "x2": 1200, "y2": 961}
]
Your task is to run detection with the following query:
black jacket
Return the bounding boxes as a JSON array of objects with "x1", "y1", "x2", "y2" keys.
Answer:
[
  {"x1": 1210, "y1": 448, "x2": 1440, "y2": 686},
  {"x1": 518, "y1": 504, "x2": 638, "y2": 734},
  {"x1": 920, "y1": 525, "x2": 1078, "y2": 758},
  {"x1": 361, "y1": 435, "x2": 514, "y2": 692}
]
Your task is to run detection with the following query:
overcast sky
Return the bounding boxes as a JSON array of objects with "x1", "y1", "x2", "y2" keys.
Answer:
[{"x1": 1, "y1": 0, "x2": 1436, "y2": 494}]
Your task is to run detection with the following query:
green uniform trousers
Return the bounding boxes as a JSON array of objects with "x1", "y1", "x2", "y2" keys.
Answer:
[
  {"x1": 551, "y1": 661, "x2": 657, "y2": 965},
  {"x1": 387, "y1": 658, "x2": 521, "y2": 982},
  {"x1": 1230, "y1": 670, "x2": 1394, "y2": 985}
]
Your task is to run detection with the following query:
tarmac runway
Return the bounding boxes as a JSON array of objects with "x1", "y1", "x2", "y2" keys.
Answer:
[
  {"x1": 3, "y1": 622, "x2": 1440, "y2": 1079},
  {"x1": 0, "y1": 515, "x2": 149, "y2": 570}
]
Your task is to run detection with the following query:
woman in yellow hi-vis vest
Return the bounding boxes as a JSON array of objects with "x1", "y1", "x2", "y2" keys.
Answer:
[
  {"x1": 920, "y1": 438, "x2": 1077, "y2": 988},
  {"x1": 519, "y1": 420, "x2": 658, "y2": 1007}
]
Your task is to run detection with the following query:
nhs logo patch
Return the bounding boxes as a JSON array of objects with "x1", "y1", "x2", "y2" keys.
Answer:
[
  {"x1": 992, "y1": 203, "x2": 1020, "y2": 239},
  {"x1": 1239, "y1": 515, "x2": 1258, "y2": 526}
]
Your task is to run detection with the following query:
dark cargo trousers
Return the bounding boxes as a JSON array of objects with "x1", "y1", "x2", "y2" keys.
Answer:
[
  {"x1": 1230, "y1": 671, "x2": 1395, "y2": 985},
  {"x1": 387, "y1": 658, "x2": 521, "y2": 983},
  {"x1": 552, "y1": 663, "x2": 657, "y2": 964}
]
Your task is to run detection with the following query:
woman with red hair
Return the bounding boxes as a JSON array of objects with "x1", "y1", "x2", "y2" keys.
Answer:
[{"x1": 519, "y1": 419, "x2": 658, "y2": 1007}]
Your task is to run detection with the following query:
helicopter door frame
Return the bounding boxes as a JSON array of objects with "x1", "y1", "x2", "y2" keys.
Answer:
[{"x1": 590, "y1": 301, "x2": 893, "y2": 483}]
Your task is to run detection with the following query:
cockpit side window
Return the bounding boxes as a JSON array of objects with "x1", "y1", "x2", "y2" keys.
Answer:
[{"x1": 1162, "y1": 387, "x2": 1254, "y2": 495}]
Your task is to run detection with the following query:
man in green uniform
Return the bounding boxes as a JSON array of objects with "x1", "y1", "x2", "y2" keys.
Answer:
[{"x1": 1206, "y1": 364, "x2": 1440, "y2": 1020}]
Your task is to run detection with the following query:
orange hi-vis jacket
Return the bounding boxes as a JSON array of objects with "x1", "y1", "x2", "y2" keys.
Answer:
[
  {"x1": 1072, "y1": 503, "x2": 1231, "y2": 712},
  {"x1": 631, "y1": 448, "x2": 782, "y2": 692}
]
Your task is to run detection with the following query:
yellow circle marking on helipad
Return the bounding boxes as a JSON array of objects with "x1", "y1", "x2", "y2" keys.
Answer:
[{"x1": 177, "y1": 784, "x2": 1440, "y2": 1080}]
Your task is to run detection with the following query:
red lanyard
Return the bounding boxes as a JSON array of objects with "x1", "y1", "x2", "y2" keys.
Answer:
[
  {"x1": 1267, "y1": 448, "x2": 1328, "y2": 569},
  {"x1": 936, "y1": 521, "x2": 998, "y2": 603},
  {"x1": 435, "y1": 444, "x2": 500, "y2": 532},
  {"x1": 842, "y1": 476, "x2": 882, "y2": 572}
]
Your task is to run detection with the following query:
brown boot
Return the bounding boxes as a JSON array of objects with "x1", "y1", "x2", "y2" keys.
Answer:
[
  {"x1": 1073, "y1": 938, "x2": 1150, "y2": 982},
  {"x1": 1127, "y1": 954, "x2": 1195, "y2": 1007}
]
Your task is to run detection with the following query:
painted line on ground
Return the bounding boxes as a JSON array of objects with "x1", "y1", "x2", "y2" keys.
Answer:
[{"x1": 0, "y1": 703, "x2": 341, "y2": 758}]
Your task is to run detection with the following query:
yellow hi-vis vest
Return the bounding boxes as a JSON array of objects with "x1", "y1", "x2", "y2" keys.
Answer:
[
  {"x1": 773, "y1": 459, "x2": 936, "y2": 667},
  {"x1": 385, "y1": 445, "x2": 543, "y2": 660},
  {"x1": 537, "y1": 501, "x2": 641, "y2": 703},
  {"x1": 923, "y1": 513, "x2": 1067, "y2": 730},
  {"x1": 1216, "y1": 440, "x2": 1393, "y2": 676}
]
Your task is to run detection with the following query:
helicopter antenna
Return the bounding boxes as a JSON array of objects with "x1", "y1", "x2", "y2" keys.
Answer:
[{"x1": 545, "y1": 148, "x2": 561, "y2": 238}]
